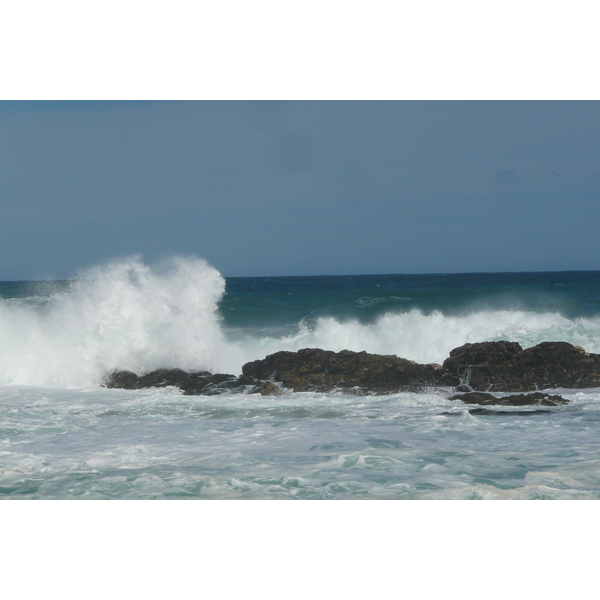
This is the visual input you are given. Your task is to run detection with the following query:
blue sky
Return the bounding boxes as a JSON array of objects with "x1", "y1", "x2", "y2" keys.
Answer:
[{"x1": 1, "y1": 100, "x2": 600, "y2": 279}]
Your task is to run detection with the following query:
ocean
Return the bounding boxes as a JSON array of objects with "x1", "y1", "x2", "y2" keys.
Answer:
[{"x1": 2, "y1": 255, "x2": 600, "y2": 500}]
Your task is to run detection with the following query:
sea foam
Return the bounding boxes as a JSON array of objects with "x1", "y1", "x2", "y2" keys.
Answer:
[
  {"x1": 2, "y1": 255, "x2": 600, "y2": 388},
  {"x1": 0, "y1": 256, "x2": 229, "y2": 387},
  {"x1": 232, "y1": 309, "x2": 600, "y2": 368}
]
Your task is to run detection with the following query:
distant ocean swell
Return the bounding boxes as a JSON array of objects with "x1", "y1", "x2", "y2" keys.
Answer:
[{"x1": 1, "y1": 256, "x2": 600, "y2": 388}]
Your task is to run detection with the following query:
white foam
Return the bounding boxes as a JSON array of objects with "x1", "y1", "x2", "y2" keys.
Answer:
[
  {"x1": 0, "y1": 255, "x2": 229, "y2": 387},
  {"x1": 3, "y1": 255, "x2": 600, "y2": 388},
  {"x1": 231, "y1": 309, "x2": 600, "y2": 367}
]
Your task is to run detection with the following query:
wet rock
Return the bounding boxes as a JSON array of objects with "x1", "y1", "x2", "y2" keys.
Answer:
[
  {"x1": 466, "y1": 408, "x2": 554, "y2": 416},
  {"x1": 450, "y1": 391, "x2": 569, "y2": 406},
  {"x1": 257, "y1": 381, "x2": 283, "y2": 396},
  {"x1": 200, "y1": 374, "x2": 249, "y2": 395},
  {"x1": 443, "y1": 340, "x2": 600, "y2": 392},
  {"x1": 179, "y1": 372, "x2": 214, "y2": 395},
  {"x1": 444, "y1": 341, "x2": 523, "y2": 373},
  {"x1": 135, "y1": 368, "x2": 193, "y2": 389},
  {"x1": 440, "y1": 408, "x2": 554, "y2": 416},
  {"x1": 104, "y1": 340, "x2": 600, "y2": 397},
  {"x1": 103, "y1": 367, "x2": 286, "y2": 396},
  {"x1": 241, "y1": 348, "x2": 455, "y2": 393},
  {"x1": 104, "y1": 370, "x2": 138, "y2": 389},
  {"x1": 207, "y1": 373, "x2": 238, "y2": 384},
  {"x1": 236, "y1": 375, "x2": 261, "y2": 386}
]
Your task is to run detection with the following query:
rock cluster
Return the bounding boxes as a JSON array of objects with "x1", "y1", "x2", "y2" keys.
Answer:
[
  {"x1": 449, "y1": 391, "x2": 569, "y2": 406},
  {"x1": 443, "y1": 341, "x2": 600, "y2": 392},
  {"x1": 241, "y1": 348, "x2": 454, "y2": 393},
  {"x1": 103, "y1": 340, "x2": 600, "y2": 404},
  {"x1": 104, "y1": 368, "x2": 282, "y2": 396}
]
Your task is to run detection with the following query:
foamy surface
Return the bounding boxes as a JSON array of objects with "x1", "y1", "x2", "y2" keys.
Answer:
[
  {"x1": 1, "y1": 384, "x2": 599, "y2": 499},
  {"x1": 2, "y1": 256, "x2": 600, "y2": 387},
  {"x1": 2, "y1": 257, "x2": 600, "y2": 499}
]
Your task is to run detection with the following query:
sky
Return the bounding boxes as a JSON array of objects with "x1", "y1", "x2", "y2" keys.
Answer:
[{"x1": 1, "y1": 100, "x2": 600, "y2": 279}]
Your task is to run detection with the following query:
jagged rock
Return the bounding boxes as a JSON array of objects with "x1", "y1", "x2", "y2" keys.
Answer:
[
  {"x1": 105, "y1": 370, "x2": 138, "y2": 389},
  {"x1": 467, "y1": 408, "x2": 554, "y2": 416},
  {"x1": 440, "y1": 408, "x2": 555, "y2": 416},
  {"x1": 444, "y1": 341, "x2": 522, "y2": 372},
  {"x1": 179, "y1": 372, "x2": 214, "y2": 395},
  {"x1": 235, "y1": 375, "x2": 260, "y2": 386},
  {"x1": 241, "y1": 348, "x2": 455, "y2": 393},
  {"x1": 135, "y1": 368, "x2": 193, "y2": 389},
  {"x1": 257, "y1": 381, "x2": 283, "y2": 396},
  {"x1": 450, "y1": 391, "x2": 569, "y2": 406},
  {"x1": 104, "y1": 368, "x2": 285, "y2": 396},
  {"x1": 207, "y1": 373, "x2": 237, "y2": 384},
  {"x1": 104, "y1": 340, "x2": 600, "y2": 397},
  {"x1": 443, "y1": 340, "x2": 600, "y2": 392},
  {"x1": 201, "y1": 374, "x2": 249, "y2": 395}
]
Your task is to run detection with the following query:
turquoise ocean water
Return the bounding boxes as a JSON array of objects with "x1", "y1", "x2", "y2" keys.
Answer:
[{"x1": 2, "y1": 256, "x2": 600, "y2": 499}]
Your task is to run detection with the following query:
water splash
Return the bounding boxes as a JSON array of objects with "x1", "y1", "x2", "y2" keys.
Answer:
[
  {"x1": 229, "y1": 309, "x2": 600, "y2": 367},
  {"x1": 0, "y1": 255, "x2": 229, "y2": 387},
  {"x1": 3, "y1": 256, "x2": 600, "y2": 388}
]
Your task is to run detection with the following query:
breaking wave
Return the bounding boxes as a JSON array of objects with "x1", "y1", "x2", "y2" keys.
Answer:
[
  {"x1": 2, "y1": 255, "x2": 600, "y2": 388},
  {"x1": 0, "y1": 256, "x2": 230, "y2": 387},
  {"x1": 253, "y1": 309, "x2": 600, "y2": 366}
]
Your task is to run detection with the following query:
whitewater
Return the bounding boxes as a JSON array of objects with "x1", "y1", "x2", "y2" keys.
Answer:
[{"x1": 2, "y1": 255, "x2": 600, "y2": 499}]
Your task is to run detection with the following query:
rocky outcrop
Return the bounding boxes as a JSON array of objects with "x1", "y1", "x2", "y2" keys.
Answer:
[
  {"x1": 443, "y1": 340, "x2": 600, "y2": 392},
  {"x1": 241, "y1": 348, "x2": 454, "y2": 393},
  {"x1": 450, "y1": 391, "x2": 568, "y2": 406},
  {"x1": 104, "y1": 369, "x2": 281, "y2": 396},
  {"x1": 103, "y1": 341, "x2": 600, "y2": 397}
]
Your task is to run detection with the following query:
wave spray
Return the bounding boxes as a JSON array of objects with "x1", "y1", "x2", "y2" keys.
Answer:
[
  {"x1": 0, "y1": 256, "x2": 230, "y2": 387},
  {"x1": 2, "y1": 255, "x2": 600, "y2": 388}
]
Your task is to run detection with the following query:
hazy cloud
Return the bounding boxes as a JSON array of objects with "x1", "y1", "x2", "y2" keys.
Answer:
[
  {"x1": 328, "y1": 160, "x2": 374, "y2": 206},
  {"x1": 493, "y1": 169, "x2": 521, "y2": 184},
  {"x1": 271, "y1": 131, "x2": 317, "y2": 175},
  {"x1": 241, "y1": 101, "x2": 288, "y2": 132},
  {"x1": 2, "y1": 101, "x2": 600, "y2": 278}
]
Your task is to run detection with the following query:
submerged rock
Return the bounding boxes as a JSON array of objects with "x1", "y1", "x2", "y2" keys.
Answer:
[
  {"x1": 467, "y1": 408, "x2": 555, "y2": 416},
  {"x1": 257, "y1": 381, "x2": 283, "y2": 396},
  {"x1": 450, "y1": 391, "x2": 569, "y2": 406},
  {"x1": 241, "y1": 348, "x2": 455, "y2": 393}
]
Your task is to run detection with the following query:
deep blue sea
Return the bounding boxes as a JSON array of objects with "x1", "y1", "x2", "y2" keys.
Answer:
[{"x1": 2, "y1": 256, "x2": 600, "y2": 499}]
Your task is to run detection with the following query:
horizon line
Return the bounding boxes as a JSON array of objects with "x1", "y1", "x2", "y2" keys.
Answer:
[{"x1": 3, "y1": 267, "x2": 600, "y2": 283}]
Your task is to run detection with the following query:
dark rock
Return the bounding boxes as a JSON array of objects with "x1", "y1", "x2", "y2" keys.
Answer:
[
  {"x1": 135, "y1": 368, "x2": 195, "y2": 389},
  {"x1": 180, "y1": 372, "x2": 213, "y2": 395},
  {"x1": 236, "y1": 375, "x2": 261, "y2": 386},
  {"x1": 241, "y1": 348, "x2": 455, "y2": 393},
  {"x1": 104, "y1": 366, "x2": 285, "y2": 396},
  {"x1": 183, "y1": 373, "x2": 240, "y2": 395},
  {"x1": 104, "y1": 370, "x2": 138, "y2": 389},
  {"x1": 449, "y1": 391, "x2": 497, "y2": 404},
  {"x1": 519, "y1": 342, "x2": 600, "y2": 388},
  {"x1": 443, "y1": 341, "x2": 524, "y2": 391},
  {"x1": 257, "y1": 381, "x2": 283, "y2": 396},
  {"x1": 466, "y1": 408, "x2": 555, "y2": 416},
  {"x1": 103, "y1": 340, "x2": 600, "y2": 397},
  {"x1": 443, "y1": 340, "x2": 600, "y2": 392},
  {"x1": 440, "y1": 408, "x2": 554, "y2": 416},
  {"x1": 208, "y1": 373, "x2": 237, "y2": 384},
  {"x1": 450, "y1": 391, "x2": 568, "y2": 406},
  {"x1": 444, "y1": 341, "x2": 523, "y2": 373}
]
